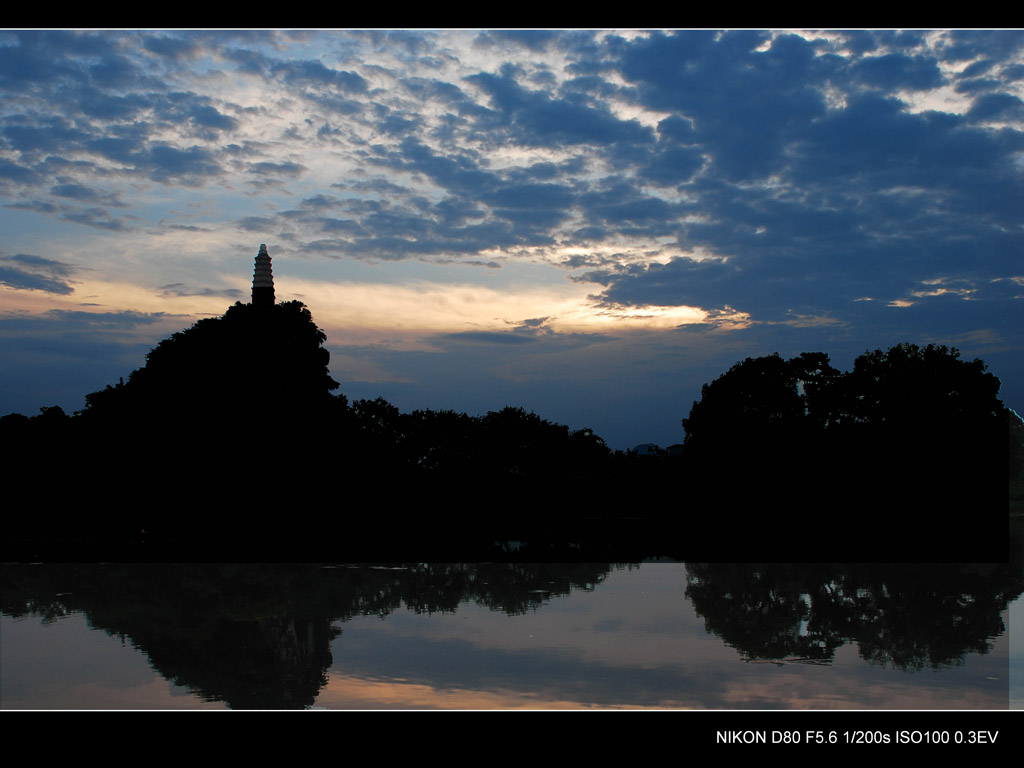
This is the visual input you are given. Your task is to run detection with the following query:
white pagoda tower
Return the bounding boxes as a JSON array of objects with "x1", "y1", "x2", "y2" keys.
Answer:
[{"x1": 252, "y1": 243, "x2": 275, "y2": 307}]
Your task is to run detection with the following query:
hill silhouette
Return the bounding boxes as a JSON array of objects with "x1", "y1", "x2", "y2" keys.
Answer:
[
  {"x1": 2, "y1": 300, "x2": 349, "y2": 554},
  {"x1": 81, "y1": 299, "x2": 340, "y2": 430},
  {"x1": 1, "y1": 300, "x2": 1015, "y2": 562}
]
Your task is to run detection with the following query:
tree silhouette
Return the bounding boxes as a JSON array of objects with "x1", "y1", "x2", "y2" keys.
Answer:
[
  {"x1": 829, "y1": 344, "x2": 1006, "y2": 524},
  {"x1": 679, "y1": 343, "x2": 1009, "y2": 560},
  {"x1": 1011, "y1": 409, "x2": 1024, "y2": 514},
  {"x1": 682, "y1": 352, "x2": 842, "y2": 465},
  {"x1": 40, "y1": 299, "x2": 345, "y2": 546},
  {"x1": 2, "y1": 322, "x2": 1011, "y2": 562},
  {"x1": 81, "y1": 300, "x2": 338, "y2": 432}
]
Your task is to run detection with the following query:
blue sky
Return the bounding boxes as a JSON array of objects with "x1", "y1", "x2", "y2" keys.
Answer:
[{"x1": 1, "y1": 29, "x2": 1021, "y2": 449}]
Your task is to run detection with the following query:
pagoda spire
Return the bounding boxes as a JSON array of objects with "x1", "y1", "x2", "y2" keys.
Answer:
[{"x1": 252, "y1": 243, "x2": 275, "y2": 307}]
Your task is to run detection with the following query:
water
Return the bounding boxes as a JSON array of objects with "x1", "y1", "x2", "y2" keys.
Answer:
[{"x1": 1, "y1": 562, "x2": 1019, "y2": 710}]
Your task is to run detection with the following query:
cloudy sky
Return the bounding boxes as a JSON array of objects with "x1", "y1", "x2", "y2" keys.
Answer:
[{"x1": 1, "y1": 29, "x2": 1022, "y2": 449}]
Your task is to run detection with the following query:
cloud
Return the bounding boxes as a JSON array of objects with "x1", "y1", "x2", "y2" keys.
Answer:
[
  {"x1": 3, "y1": 116, "x2": 90, "y2": 154},
  {"x1": 618, "y1": 31, "x2": 830, "y2": 182},
  {"x1": 5, "y1": 200, "x2": 59, "y2": 214},
  {"x1": 0, "y1": 159, "x2": 40, "y2": 184},
  {"x1": 158, "y1": 283, "x2": 245, "y2": 299},
  {"x1": 465, "y1": 66, "x2": 655, "y2": 149},
  {"x1": 441, "y1": 330, "x2": 541, "y2": 345},
  {"x1": 143, "y1": 144, "x2": 224, "y2": 184},
  {"x1": 88, "y1": 53, "x2": 143, "y2": 88},
  {"x1": 141, "y1": 33, "x2": 204, "y2": 61},
  {"x1": 238, "y1": 215, "x2": 277, "y2": 231},
  {"x1": 51, "y1": 182, "x2": 126, "y2": 206},
  {"x1": 474, "y1": 30, "x2": 561, "y2": 53},
  {"x1": 968, "y1": 92, "x2": 1024, "y2": 122},
  {"x1": 248, "y1": 161, "x2": 306, "y2": 177},
  {"x1": 75, "y1": 87, "x2": 152, "y2": 120},
  {"x1": 850, "y1": 52, "x2": 945, "y2": 91},
  {"x1": 60, "y1": 206, "x2": 126, "y2": 230},
  {"x1": 273, "y1": 59, "x2": 368, "y2": 94},
  {"x1": 0, "y1": 253, "x2": 78, "y2": 294},
  {"x1": 27, "y1": 308, "x2": 172, "y2": 329},
  {"x1": 1, "y1": 29, "x2": 1022, "y2": 443}
]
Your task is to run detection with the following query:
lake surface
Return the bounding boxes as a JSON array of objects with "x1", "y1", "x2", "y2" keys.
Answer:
[{"x1": 1, "y1": 562, "x2": 1020, "y2": 710}]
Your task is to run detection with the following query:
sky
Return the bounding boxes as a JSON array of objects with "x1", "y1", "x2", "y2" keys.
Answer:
[{"x1": 1, "y1": 29, "x2": 1022, "y2": 450}]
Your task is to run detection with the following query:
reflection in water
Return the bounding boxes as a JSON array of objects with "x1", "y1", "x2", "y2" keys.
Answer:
[
  {"x1": 1, "y1": 562, "x2": 1019, "y2": 709},
  {"x1": 685, "y1": 563, "x2": 1022, "y2": 671},
  {"x1": 1, "y1": 563, "x2": 618, "y2": 709}
]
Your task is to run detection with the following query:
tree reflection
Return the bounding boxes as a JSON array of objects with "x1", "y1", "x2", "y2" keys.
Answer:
[
  {"x1": 0, "y1": 562, "x2": 623, "y2": 709},
  {"x1": 684, "y1": 562, "x2": 1023, "y2": 671},
  {"x1": 4, "y1": 561, "x2": 1020, "y2": 710}
]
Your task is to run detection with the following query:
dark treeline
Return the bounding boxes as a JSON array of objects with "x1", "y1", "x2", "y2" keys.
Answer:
[
  {"x1": 2, "y1": 300, "x2": 1017, "y2": 562},
  {"x1": 680, "y1": 348, "x2": 1015, "y2": 558}
]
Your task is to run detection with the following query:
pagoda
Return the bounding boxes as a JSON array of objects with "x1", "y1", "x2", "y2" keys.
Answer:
[{"x1": 252, "y1": 243, "x2": 275, "y2": 307}]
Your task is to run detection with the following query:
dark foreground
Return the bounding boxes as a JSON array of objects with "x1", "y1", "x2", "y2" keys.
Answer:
[{"x1": 5, "y1": 478, "x2": 1011, "y2": 564}]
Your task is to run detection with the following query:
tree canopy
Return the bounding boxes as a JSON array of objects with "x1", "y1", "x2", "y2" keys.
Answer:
[
  {"x1": 679, "y1": 343, "x2": 1009, "y2": 546},
  {"x1": 80, "y1": 300, "x2": 338, "y2": 430},
  {"x1": 683, "y1": 343, "x2": 1004, "y2": 446},
  {"x1": 681, "y1": 351, "x2": 841, "y2": 459}
]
